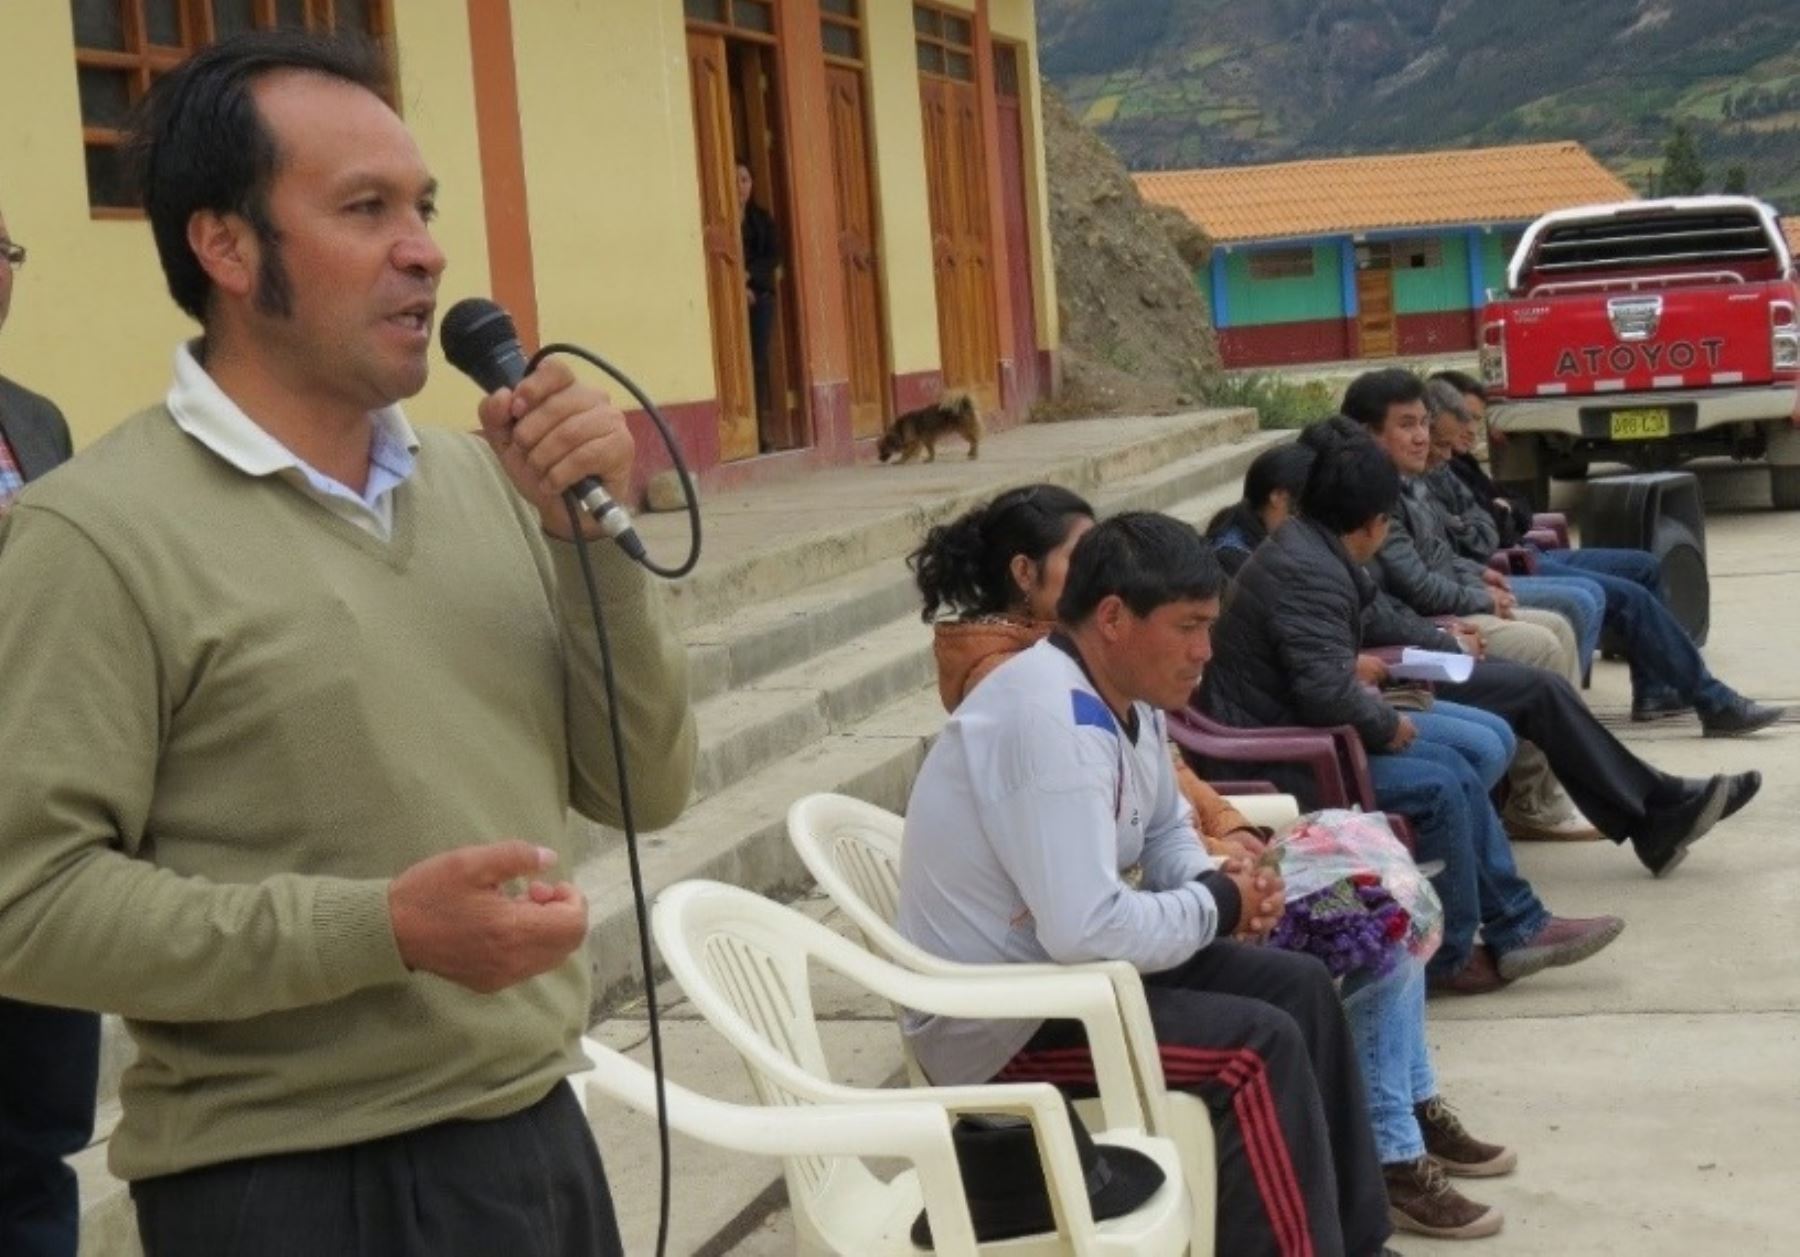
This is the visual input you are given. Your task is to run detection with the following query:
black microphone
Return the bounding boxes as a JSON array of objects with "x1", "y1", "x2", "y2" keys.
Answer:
[{"x1": 440, "y1": 298, "x2": 647, "y2": 563}]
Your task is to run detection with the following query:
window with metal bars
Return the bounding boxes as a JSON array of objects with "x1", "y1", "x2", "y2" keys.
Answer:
[
  {"x1": 72, "y1": 0, "x2": 391, "y2": 215},
  {"x1": 1247, "y1": 247, "x2": 1316, "y2": 281}
]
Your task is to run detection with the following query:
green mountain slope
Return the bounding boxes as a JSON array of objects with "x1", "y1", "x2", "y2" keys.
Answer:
[{"x1": 1038, "y1": 0, "x2": 1800, "y2": 211}]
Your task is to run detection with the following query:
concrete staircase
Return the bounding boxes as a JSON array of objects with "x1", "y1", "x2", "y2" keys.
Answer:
[{"x1": 73, "y1": 408, "x2": 1285, "y2": 1257}]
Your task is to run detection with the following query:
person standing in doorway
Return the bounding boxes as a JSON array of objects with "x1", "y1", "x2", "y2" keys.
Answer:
[
  {"x1": 738, "y1": 160, "x2": 780, "y2": 434},
  {"x1": 0, "y1": 206, "x2": 91, "y2": 1257}
]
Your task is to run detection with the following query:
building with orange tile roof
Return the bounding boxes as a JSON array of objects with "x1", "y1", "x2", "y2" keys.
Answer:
[{"x1": 1136, "y1": 142, "x2": 1636, "y2": 368}]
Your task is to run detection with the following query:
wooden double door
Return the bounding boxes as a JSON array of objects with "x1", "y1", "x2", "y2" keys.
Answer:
[{"x1": 919, "y1": 75, "x2": 1000, "y2": 412}]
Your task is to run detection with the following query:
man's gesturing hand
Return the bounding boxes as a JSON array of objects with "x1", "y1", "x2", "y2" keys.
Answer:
[{"x1": 389, "y1": 841, "x2": 588, "y2": 994}]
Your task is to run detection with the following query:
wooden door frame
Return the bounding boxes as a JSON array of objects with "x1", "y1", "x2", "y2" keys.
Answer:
[{"x1": 990, "y1": 36, "x2": 1040, "y2": 408}]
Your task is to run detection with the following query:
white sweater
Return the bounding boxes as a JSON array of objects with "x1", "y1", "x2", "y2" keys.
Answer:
[{"x1": 897, "y1": 636, "x2": 1231, "y2": 1085}]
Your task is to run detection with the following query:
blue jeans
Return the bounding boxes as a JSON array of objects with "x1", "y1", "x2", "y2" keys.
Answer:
[
  {"x1": 0, "y1": 997, "x2": 100, "y2": 1257},
  {"x1": 1511, "y1": 574, "x2": 1604, "y2": 678},
  {"x1": 1536, "y1": 548, "x2": 1738, "y2": 714},
  {"x1": 1342, "y1": 959, "x2": 1435, "y2": 1164},
  {"x1": 1368, "y1": 738, "x2": 1549, "y2": 979},
  {"x1": 1411, "y1": 701, "x2": 1516, "y2": 791}
]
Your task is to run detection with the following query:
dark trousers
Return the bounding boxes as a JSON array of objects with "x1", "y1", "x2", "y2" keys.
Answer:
[
  {"x1": 996, "y1": 941, "x2": 1391, "y2": 1257},
  {"x1": 0, "y1": 997, "x2": 101, "y2": 1257},
  {"x1": 748, "y1": 290, "x2": 776, "y2": 421},
  {"x1": 131, "y1": 1081, "x2": 621, "y2": 1257},
  {"x1": 1536, "y1": 548, "x2": 1736, "y2": 714},
  {"x1": 1442, "y1": 657, "x2": 1672, "y2": 848}
]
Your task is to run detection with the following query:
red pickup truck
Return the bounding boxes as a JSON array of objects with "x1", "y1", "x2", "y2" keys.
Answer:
[{"x1": 1479, "y1": 197, "x2": 1800, "y2": 508}]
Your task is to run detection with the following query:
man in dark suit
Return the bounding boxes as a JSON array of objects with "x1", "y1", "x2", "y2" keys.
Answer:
[{"x1": 0, "y1": 207, "x2": 92, "y2": 1257}]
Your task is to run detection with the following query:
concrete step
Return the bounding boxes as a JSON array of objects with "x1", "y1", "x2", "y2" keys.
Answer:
[
  {"x1": 653, "y1": 408, "x2": 1258, "y2": 632},
  {"x1": 678, "y1": 412, "x2": 1275, "y2": 706},
  {"x1": 685, "y1": 617, "x2": 939, "y2": 806},
  {"x1": 585, "y1": 425, "x2": 1291, "y2": 855}
]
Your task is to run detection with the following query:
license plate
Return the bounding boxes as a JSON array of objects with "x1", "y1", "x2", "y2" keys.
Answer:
[{"x1": 1609, "y1": 408, "x2": 1671, "y2": 441}]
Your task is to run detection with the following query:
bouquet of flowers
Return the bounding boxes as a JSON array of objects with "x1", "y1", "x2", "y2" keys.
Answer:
[
  {"x1": 1266, "y1": 873, "x2": 1411, "y2": 980},
  {"x1": 1257, "y1": 809, "x2": 1443, "y2": 980}
]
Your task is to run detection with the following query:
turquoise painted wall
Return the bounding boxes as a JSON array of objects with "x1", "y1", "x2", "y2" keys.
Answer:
[
  {"x1": 1393, "y1": 233, "x2": 1469, "y2": 314},
  {"x1": 1223, "y1": 243, "x2": 1345, "y2": 325}
]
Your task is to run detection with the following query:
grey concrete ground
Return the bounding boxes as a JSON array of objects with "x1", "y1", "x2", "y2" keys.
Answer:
[{"x1": 678, "y1": 462, "x2": 1800, "y2": 1256}]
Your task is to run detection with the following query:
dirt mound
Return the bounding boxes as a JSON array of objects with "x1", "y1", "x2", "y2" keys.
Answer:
[{"x1": 1038, "y1": 87, "x2": 1223, "y2": 420}]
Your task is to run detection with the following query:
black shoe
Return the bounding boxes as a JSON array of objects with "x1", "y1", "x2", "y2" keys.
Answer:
[
  {"x1": 1631, "y1": 694, "x2": 1694, "y2": 722},
  {"x1": 1701, "y1": 698, "x2": 1785, "y2": 738},
  {"x1": 1722, "y1": 770, "x2": 1763, "y2": 820},
  {"x1": 1636, "y1": 775, "x2": 1730, "y2": 878}
]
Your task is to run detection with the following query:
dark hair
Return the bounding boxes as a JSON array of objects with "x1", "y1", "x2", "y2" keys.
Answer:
[
  {"x1": 128, "y1": 31, "x2": 391, "y2": 323},
  {"x1": 1429, "y1": 368, "x2": 1488, "y2": 402},
  {"x1": 910, "y1": 484, "x2": 1095, "y2": 621},
  {"x1": 1057, "y1": 512, "x2": 1223, "y2": 624},
  {"x1": 1340, "y1": 368, "x2": 1426, "y2": 431},
  {"x1": 1297, "y1": 419, "x2": 1400, "y2": 533},
  {"x1": 1204, "y1": 441, "x2": 1316, "y2": 534}
]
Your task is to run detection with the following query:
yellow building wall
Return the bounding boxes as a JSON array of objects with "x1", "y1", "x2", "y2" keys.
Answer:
[
  {"x1": 386, "y1": 0, "x2": 493, "y2": 431},
  {"x1": 0, "y1": 2, "x2": 491, "y2": 446},
  {"x1": 508, "y1": 2, "x2": 717, "y2": 408}
]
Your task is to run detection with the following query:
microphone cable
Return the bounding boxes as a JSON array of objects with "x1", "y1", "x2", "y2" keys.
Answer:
[{"x1": 528, "y1": 341, "x2": 700, "y2": 1257}]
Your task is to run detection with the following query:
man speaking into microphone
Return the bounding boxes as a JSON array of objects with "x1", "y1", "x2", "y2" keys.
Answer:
[{"x1": 0, "y1": 30, "x2": 694, "y2": 1257}]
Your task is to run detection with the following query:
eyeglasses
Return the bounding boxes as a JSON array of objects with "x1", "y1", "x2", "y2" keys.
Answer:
[{"x1": 0, "y1": 240, "x2": 24, "y2": 269}]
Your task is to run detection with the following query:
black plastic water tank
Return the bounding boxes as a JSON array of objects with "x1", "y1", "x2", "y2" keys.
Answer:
[{"x1": 1581, "y1": 471, "x2": 1709, "y2": 646}]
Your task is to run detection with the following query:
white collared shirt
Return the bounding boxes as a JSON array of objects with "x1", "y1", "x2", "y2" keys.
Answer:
[{"x1": 165, "y1": 342, "x2": 420, "y2": 541}]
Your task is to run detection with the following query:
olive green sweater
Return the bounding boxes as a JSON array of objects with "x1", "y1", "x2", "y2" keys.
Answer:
[{"x1": 0, "y1": 407, "x2": 696, "y2": 1180}]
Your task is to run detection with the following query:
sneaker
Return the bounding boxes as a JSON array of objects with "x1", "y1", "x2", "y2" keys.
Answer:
[
  {"x1": 1700, "y1": 698, "x2": 1785, "y2": 738},
  {"x1": 1384, "y1": 1157, "x2": 1504, "y2": 1239},
  {"x1": 1634, "y1": 775, "x2": 1730, "y2": 878},
  {"x1": 1505, "y1": 813, "x2": 1601, "y2": 843},
  {"x1": 1416, "y1": 1097, "x2": 1518, "y2": 1177},
  {"x1": 1426, "y1": 945, "x2": 1509, "y2": 997},
  {"x1": 1495, "y1": 915, "x2": 1625, "y2": 982}
]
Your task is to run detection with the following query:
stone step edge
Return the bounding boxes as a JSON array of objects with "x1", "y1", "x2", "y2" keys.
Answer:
[
  {"x1": 680, "y1": 424, "x2": 1287, "y2": 704},
  {"x1": 660, "y1": 407, "x2": 1257, "y2": 631}
]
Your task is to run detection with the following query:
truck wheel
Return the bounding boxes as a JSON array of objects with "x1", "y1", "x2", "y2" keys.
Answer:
[
  {"x1": 1493, "y1": 435, "x2": 1551, "y2": 512},
  {"x1": 1498, "y1": 463, "x2": 1551, "y2": 513},
  {"x1": 1772, "y1": 466, "x2": 1800, "y2": 510}
]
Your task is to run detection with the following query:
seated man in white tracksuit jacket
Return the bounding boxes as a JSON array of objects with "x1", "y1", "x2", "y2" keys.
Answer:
[{"x1": 898, "y1": 511, "x2": 1393, "y2": 1257}]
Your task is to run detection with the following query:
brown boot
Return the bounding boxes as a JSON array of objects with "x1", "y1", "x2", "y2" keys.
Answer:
[
  {"x1": 1426, "y1": 944, "x2": 1509, "y2": 997},
  {"x1": 1416, "y1": 1097, "x2": 1518, "y2": 1177},
  {"x1": 1384, "y1": 1157, "x2": 1503, "y2": 1239}
]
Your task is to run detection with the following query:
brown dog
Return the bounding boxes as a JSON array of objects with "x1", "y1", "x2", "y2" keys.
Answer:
[{"x1": 876, "y1": 392, "x2": 982, "y2": 463}]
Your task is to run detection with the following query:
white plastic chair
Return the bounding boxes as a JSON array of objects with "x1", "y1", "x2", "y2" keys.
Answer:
[
  {"x1": 568, "y1": 1035, "x2": 984, "y2": 1254},
  {"x1": 652, "y1": 879, "x2": 1192, "y2": 1256},
  {"x1": 784, "y1": 792, "x2": 1302, "y2": 1257}
]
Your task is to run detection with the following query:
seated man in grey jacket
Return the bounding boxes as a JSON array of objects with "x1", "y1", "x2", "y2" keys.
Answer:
[
  {"x1": 1343, "y1": 369, "x2": 1598, "y2": 842},
  {"x1": 899, "y1": 512, "x2": 1396, "y2": 1257}
]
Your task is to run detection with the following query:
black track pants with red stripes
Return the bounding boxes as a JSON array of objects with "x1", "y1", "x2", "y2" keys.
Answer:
[{"x1": 995, "y1": 940, "x2": 1391, "y2": 1257}]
